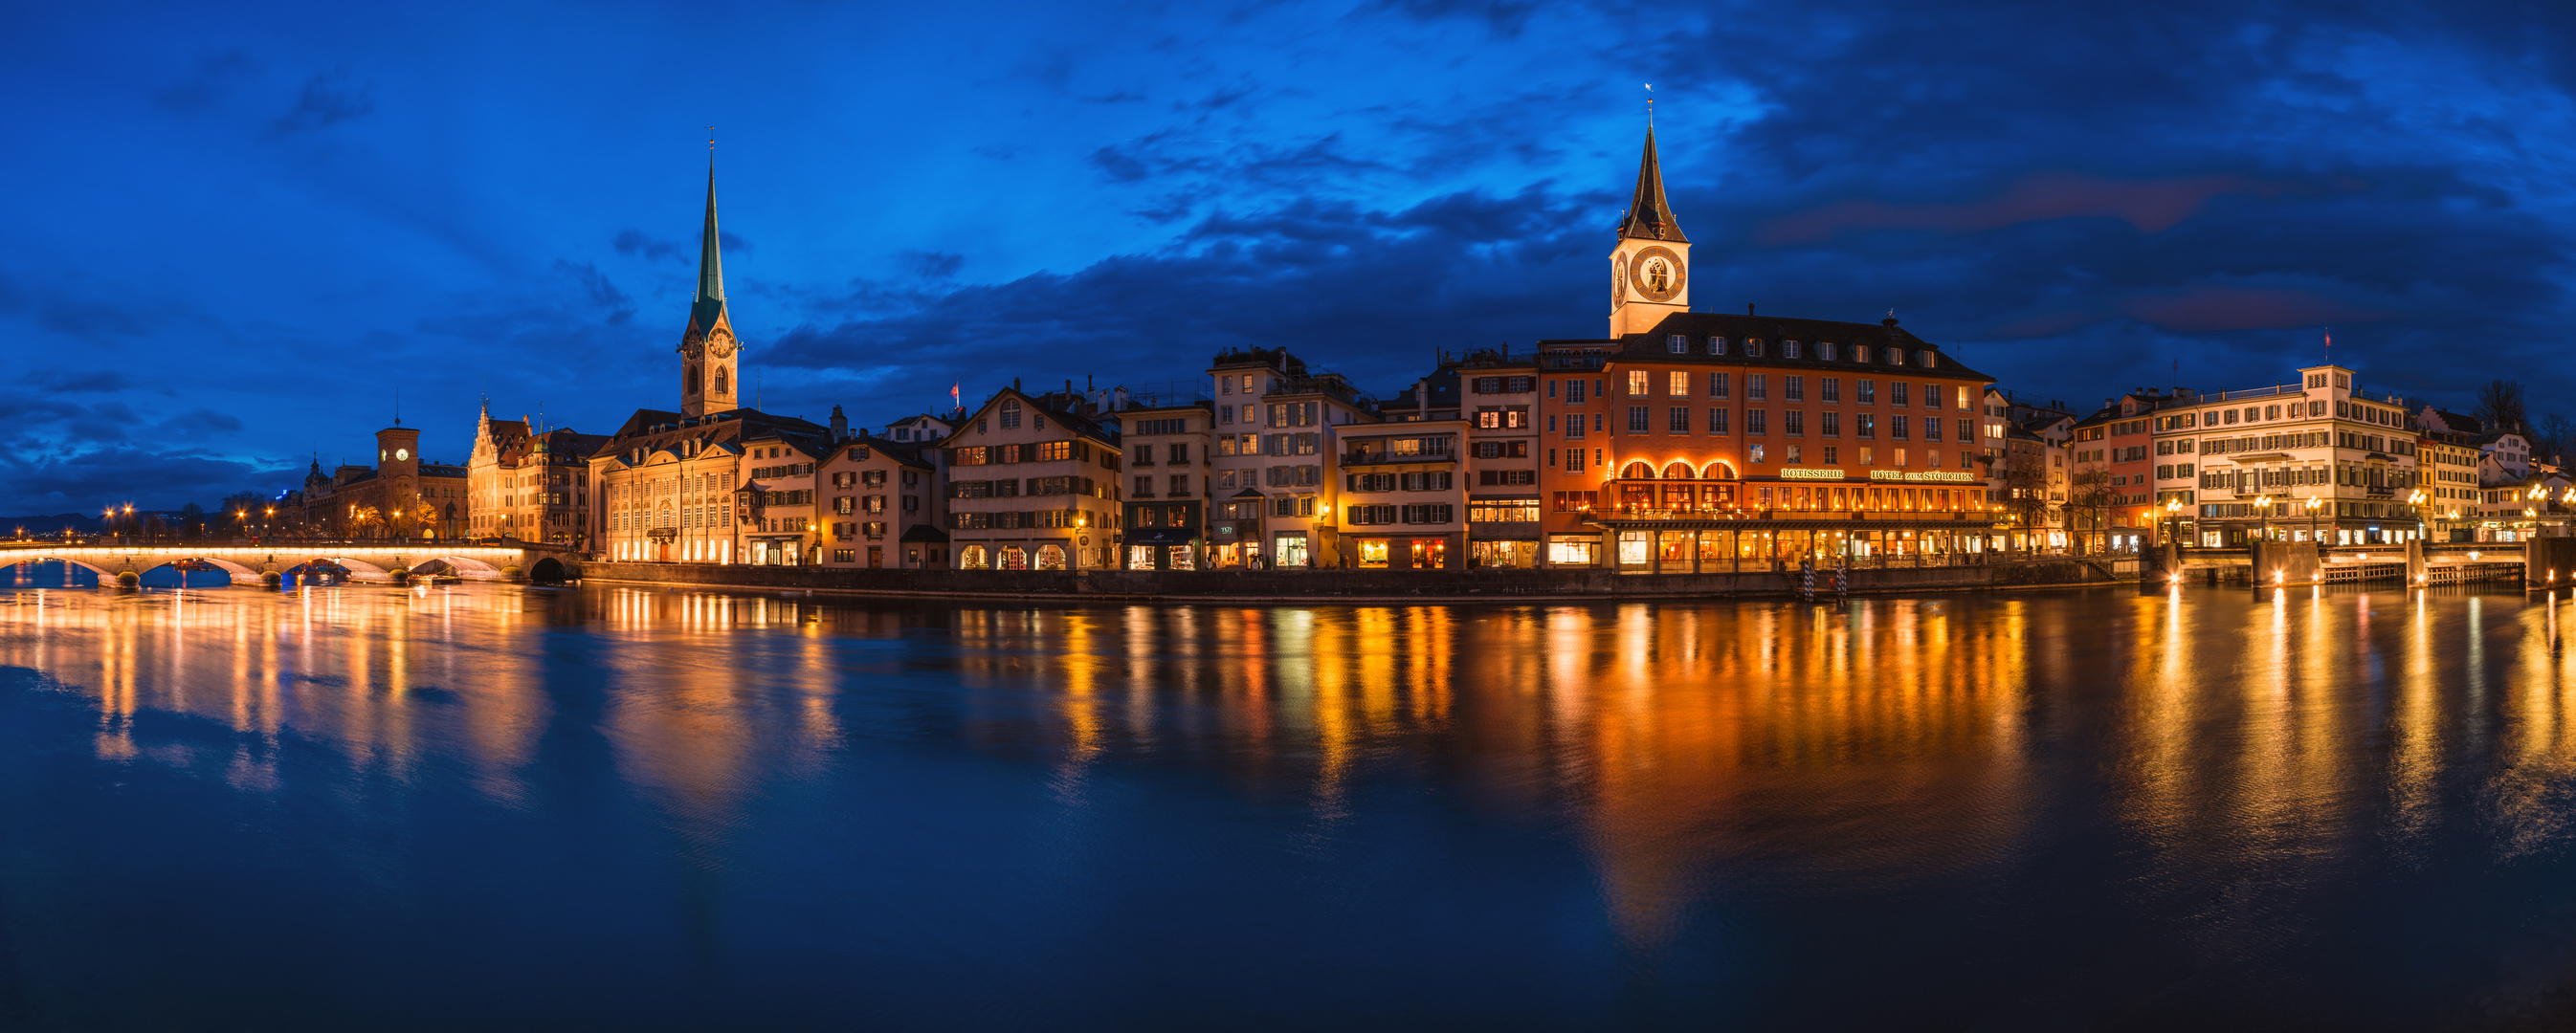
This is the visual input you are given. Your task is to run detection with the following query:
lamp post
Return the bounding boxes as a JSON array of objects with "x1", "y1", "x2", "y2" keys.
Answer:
[
  {"x1": 2255, "y1": 495, "x2": 2272, "y2": 544},
  {"x1": 2165, "y1": 498, "x2": 2184, "y2": 547},
  {"x1": 2408, "y1": 489, "x2": 2427, "y2": 543},
  {"x1": 2305, "y1": 495, "x2": 2322, "y2": 544}
]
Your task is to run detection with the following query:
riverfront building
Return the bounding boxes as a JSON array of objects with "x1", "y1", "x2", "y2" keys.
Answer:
[
  {"x1": 587, "y1": 159, "x2": 837, "y2": 565},
  {"x1": 1116, "y1": 395, "x2": 1214, "y2": 570},
  {"x1": 942, "y1": 385, "x2": 1124, "y2": 570},
  {"x1": 289, "y1": 424, "x2": 469, "y2": 540},
  {"x1": 816, "y1": 435, "x2": 943, "y2": 568},
  {"x1": 2153, "y1": 363, "x2": 2423, "y2": 546}
]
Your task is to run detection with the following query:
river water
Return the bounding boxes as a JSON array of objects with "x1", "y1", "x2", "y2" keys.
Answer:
[{"x1": 4, "y1": 578, "x2": 2576, "y2": 1029}]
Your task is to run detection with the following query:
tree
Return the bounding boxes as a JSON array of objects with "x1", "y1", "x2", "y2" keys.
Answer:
[
  {"x1": 2533, "y1": 412, "x2": 2576, "y2": 468},
  {"x1": 2067, "y1": 464, "x2": 2118, "y2": 553},
  {"x1": 2477, "y1": 379, "x2": 2528, "y2": 434},
  {"x1": 2000, "y1": 441, "x2": 2053, "y2": 535}
]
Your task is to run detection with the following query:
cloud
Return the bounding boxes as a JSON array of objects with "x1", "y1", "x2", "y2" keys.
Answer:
[
  {"x1": 1365, "y1": 0, "x2": 1541, "y2": 36},
  {"x1": 274, "y1": 70, "x2": 375, "y2": 133},
  {"x1": 155, "y1": 51, "x2": 256, "y2": 111},
  {"x1": 158, "y1": 408, "x2": 245, "y2": 436},
  {"x1": 719, "y1": 231, "x2": 751, "y2": 253},
  {"x1": 900, "y1": 251, "x2": 963, "y2": 279},
  {"x1": 553, "y1": 259, "x2": 635, "y2": 323},
  {"x1": 611, "y1": 229, "x2": 680, "y2": 261},
  {"x1": 27, "y1": 368, "x2": 132, "y2": 393},
  {"x1": 1756, "y1": 172, "x2": 2308, "y2": 245}
]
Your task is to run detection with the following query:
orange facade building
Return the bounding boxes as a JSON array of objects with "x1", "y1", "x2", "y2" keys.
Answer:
[{"x1": 1533, "y1": 129, "x2": 2000, "y2": 571}]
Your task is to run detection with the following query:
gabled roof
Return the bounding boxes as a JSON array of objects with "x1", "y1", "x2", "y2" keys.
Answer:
[
  {"x1": 1547, "y1": 312, "x2": 1996, "y2": 384},
  {"x1": 1617, "y1": 126, "x2": 1687, "y2": 243}
]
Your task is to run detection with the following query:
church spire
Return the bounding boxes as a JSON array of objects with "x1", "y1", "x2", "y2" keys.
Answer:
[
  {"x1": 1617, "y1": 125, "x2": 1687, "y2": 243},
  {"x1": 690, "y1": 153, "x2": 727, "y2": 336}
]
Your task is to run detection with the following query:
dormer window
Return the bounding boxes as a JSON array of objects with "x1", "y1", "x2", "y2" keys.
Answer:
[
  {"x1": 1917, "y1": 349, "x2": 1935, "y2": 368},
  {"x1": 1886, "y1": 347, "x2": 1904, "y2": 365},
  {"x1": 1854, "y1": 346, "x2": 1871, "y2": 364},
  {"x1": 1707, "y1": 336, "x2": 1727, "y2": 355},
  {"x1": 1819, "y1": 342, "x2": 1837, "y2": 361},
  {"x1": 1784, "y1": 341, "x2": 1803, "y2": 359},
  {"x1": 1667, "y1": 334, "x2": 1687, "y2": 354},
  {"x1": 1746, "y1": 339, "x2": 1766, "y2": 357}
]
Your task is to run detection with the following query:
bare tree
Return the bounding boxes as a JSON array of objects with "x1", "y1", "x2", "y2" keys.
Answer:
[
  {"x1": 2477, "y1": 379, "x2": 2528, "y2": 434},
  {"x1": 2067, "y1": 464, "x2": 2118, "y2": 553},
  {"x1": 2000, "y1": 443, "x2": 2052, "y2": 534},
  {"x1": 2534, "y1": 412, "x2": 2576, "y2": 467}
]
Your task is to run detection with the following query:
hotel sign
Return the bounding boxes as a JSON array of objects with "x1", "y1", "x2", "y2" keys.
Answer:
[
  {"x1": 1870, "y1": 470, "x2": 1976, "y2": 483},
  {"x1": 1780, "y1": 468, "x2": 1846, "y2": 480}
]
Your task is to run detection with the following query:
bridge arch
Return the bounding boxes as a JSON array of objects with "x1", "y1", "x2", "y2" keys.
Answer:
[
  {"x1": 326, "y1": 557, "x2": 396, "y2": 582},
  {"x1": 408, "y1": 555, "x2": 504, "y2": 580},
  {"x1": 529, "y1": 557, "x2": 568, "y2": 582},
  {"x1": 33, "y1": 556, "x2": 117, "y2": 578}
]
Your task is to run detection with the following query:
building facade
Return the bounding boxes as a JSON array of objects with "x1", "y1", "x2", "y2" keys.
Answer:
[
  {"x1": 944, "y1": 387, "x2": 1124, "y2": 570},
  {"x1": 817, "y1": 438, "x2": 942, "y2": 568},
  {"x1": 2157, "y1": 363, "x2": 2423, "y2": 547},
  {"x1": 1117, "y1": 398, "x2": 1214, "y2": 569}
]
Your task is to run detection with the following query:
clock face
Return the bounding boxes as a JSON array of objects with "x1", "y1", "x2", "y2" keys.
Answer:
[
  {"x1": 395, "y1": 449, "x2": 411, "y2": 461},
  {"x1": 1628, "y1": 246, "x2": 1686, "y2": 303}
]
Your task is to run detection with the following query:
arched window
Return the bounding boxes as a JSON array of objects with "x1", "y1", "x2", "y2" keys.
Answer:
[
  {"x1": 1663, "y1": 461, "x2": 1695, "y2": 479},
  {"x1": 1701, "y1": 461, "x2": 1735, "y2": 480},
  {"x1": 961, "y1": 545, "x2": 989, "y2": 569},
  {"x1": 686, "y1": 368, "x2": 701, "y2": 395},
  {"x1": 1622, "y1": 461, "x2": 1655, "y2": 479},
  {"x1": 714, "y1": 368, "x2": 728, "y2": 394}
]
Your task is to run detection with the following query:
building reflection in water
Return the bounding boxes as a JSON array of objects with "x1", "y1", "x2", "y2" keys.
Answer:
[{"x1": 15, "y1": 581, "x2": 2576, "y2": 971}]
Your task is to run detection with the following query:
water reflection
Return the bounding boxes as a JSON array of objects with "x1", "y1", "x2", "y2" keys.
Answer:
[{"x1": 10, "y1": 582, "x2": 2576, "y2": 1027}]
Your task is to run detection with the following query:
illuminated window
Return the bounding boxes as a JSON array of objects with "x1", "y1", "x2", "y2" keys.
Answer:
[
  {"x1": 1628, "y1": 370, "x2": 1650, "y2": 396},
  {"x1": 1668, "y1": 371, "x2": 1688, "y2": 396}
]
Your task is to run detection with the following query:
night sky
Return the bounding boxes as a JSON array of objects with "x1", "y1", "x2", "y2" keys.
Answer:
[{"x1": 9, "y1": 0, "x2": 2575, "y2": 514}]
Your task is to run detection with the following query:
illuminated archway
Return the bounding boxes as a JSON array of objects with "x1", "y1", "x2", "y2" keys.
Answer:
[
  {"x1": 1701, "y1": 461, "x2": 1737, "y2": 480},
  {"x1": 1662, "y1": 461, "x2": 1695, "y2": 479},
  {"x1": 1621, "y1": 461, "x2": 1654, "y2": 479}
]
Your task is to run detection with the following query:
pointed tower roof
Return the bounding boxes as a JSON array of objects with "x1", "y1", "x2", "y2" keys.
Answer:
[
  {"x1": 1616, "y1": 126, "x2": 1687, "y2": 243},
  {"x1": 687, "y1": 155, "x2": 728, "y2": 338}
]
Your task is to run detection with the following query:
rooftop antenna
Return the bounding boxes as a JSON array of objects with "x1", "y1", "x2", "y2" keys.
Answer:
[{"x1": 394, "y1": 385, "x2": 402, "y2": 427}]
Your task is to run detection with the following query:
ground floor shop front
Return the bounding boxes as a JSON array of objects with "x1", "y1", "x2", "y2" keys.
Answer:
[
  {"x1": 954, "y1": 534, "x2": 1109, "y2": 570},
  {"x1": 1561, "y1": 519, "x2": 2012, "y2": 573}
]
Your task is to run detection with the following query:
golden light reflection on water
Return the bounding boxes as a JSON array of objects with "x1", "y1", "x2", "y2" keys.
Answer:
[{"x1": 17, "y1": 582, "x2": 2576, "y2": 950}]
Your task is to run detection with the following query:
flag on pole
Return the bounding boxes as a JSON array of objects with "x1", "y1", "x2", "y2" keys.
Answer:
[{"x1": 950, "y1": 382, "x2": 961, "y2": 414}]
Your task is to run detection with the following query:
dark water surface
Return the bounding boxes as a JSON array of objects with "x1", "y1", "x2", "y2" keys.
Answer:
[{"x1": 8, "y1": 581, "x2": 2576, "y2": 1029}]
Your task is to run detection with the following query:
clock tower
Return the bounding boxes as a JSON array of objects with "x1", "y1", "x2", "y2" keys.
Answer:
[
  {"x1": 376, "y1": 424, "x2": 421, "y2": 509},
  {"x1": 678, "y1": 155, "x2": 741, "y2": 418},
  {"x1": 1610, "y1": 124, "x2": 1690, "y2": 337}
]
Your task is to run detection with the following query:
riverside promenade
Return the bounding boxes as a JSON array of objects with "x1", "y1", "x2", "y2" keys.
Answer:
[{"x1": 577, "y1": 557, "x2": 2135, "y2": 602}]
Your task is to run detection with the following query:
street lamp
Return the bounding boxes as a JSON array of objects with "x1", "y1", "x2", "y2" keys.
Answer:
[
  {"x1": 2305, "y1": 495, "x2": 2322, "y2": 544},
  {"x1": 2255, "y1": 495, "x2": 2272, "y2": 544}
]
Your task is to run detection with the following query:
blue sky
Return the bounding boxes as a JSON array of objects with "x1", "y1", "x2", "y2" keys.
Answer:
[{"x1": 7, "y1": 0, "x2": 2576, "y2": 513}]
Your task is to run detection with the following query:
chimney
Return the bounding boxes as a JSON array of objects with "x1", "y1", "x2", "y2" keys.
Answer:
[
  {"x1": 1746, "y1": 303, "x2": 1755, "y2": 316},
  {"x1": 1416, "y1": 380, "x2": 1430, "y2": 421}
]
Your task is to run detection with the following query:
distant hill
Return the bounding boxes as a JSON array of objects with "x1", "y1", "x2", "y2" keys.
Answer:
[{"x1": 1, "y1": 514, "x2": 104, "y2": 534}]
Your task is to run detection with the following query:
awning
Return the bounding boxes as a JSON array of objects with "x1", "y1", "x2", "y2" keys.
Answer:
[
  {"x1": 899, "y1": 524, "x2": 950, "y2": 543},
  {"x1": 1125, "y1": 527, "x2": 1198, "y2": 547},
  {"x1": 1230, "y1": 487, "x2": 1266, "y2": 499}
]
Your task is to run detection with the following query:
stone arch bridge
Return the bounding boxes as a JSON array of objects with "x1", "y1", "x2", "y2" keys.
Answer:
[{"x1": 0, "y1": 543, "x2": 580, "y2": 585}]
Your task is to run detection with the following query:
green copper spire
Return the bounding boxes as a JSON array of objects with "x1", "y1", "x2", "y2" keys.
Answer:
[{"x1": 690, "y1": 154, "x2": 727, "y2": 334}]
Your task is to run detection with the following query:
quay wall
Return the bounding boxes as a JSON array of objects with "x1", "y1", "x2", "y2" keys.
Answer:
[{"x1": 575, "y1": 560, "x2": 2121, "y2": 602}]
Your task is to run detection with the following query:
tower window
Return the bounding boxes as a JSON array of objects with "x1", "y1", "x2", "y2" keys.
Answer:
[
  {"x1": 1667, "y1": 334, "x2": 1687, "y2": 354},
  {"x1": 686, "y1": 368, "x2": 701, "y2": 395},
  {"x1": 714, "y1": 369, "x2": 727, "y2": 395}
]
